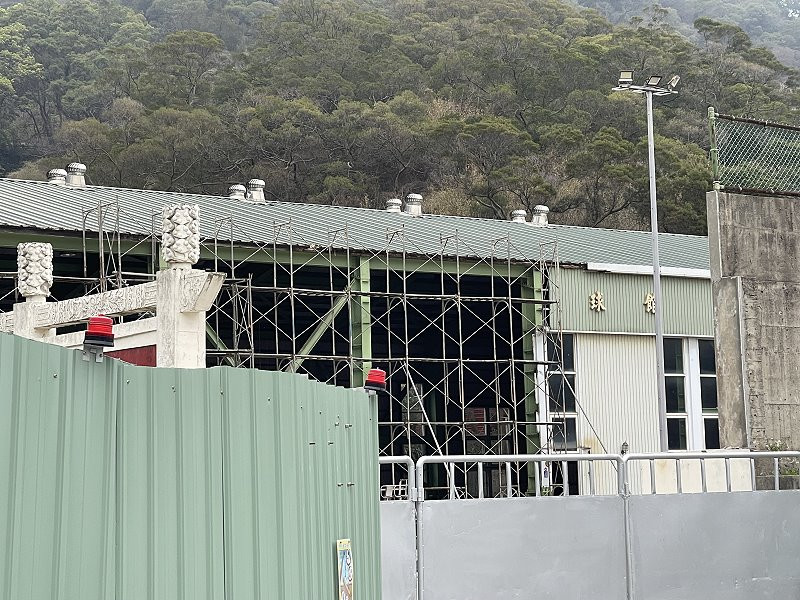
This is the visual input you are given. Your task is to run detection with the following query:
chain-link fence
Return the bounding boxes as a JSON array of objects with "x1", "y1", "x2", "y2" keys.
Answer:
[{"x1": 709, "y1": 106, "x2": 800, "y2": 196}]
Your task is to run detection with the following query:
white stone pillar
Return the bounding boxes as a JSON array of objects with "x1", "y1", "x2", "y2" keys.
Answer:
[
  {"x1": 157, "y1": 204, "x2": 209, "y2": 368},
  {"x1": 13, "y1": 242, "x2": 55, "y2": 340}
]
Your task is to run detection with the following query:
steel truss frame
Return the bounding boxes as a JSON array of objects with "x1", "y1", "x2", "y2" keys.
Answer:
[
  {"x1": 198, "y1": 217, "x2": 567, "y2": 497},
  {"x1": 0, "y1": 202, "x2": 569, "y2": 497}
]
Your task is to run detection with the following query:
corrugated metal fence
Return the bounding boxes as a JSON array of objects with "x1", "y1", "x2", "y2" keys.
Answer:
[{"x1": 0, "y1": 333, "x2": 381, "y2": 600}]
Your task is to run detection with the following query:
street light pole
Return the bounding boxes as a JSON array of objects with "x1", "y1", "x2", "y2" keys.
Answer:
[
  {"x1": 613, "y1": 72, "x2": 679, "y2": 452},
  {"x1": 645, "y1": 89, "x2": 669, "y2": 452}
]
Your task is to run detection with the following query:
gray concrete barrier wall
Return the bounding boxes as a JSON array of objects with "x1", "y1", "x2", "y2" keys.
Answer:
[
  {"x1": 380, "y1": 491, "x2": 800, "y2": 600},
  {"x1": 380, "y1": 501, "x2": 417, "y2": 600},
  {"x1": 629, "y1": 491, "x2": 800, "y2": 599},
  {"x1": 380, "y1": 453, "x2": 800, "y2": 599},
  {"x1": 419, "y1": 496, "x2": 628, "y2": 600}
]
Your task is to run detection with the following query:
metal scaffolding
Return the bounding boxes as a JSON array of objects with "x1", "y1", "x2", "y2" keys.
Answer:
[
  {"x1": 196, "y1": 218, "x2": 567, "y2": 497},
  {"x1": 0, "y1": 204, "x2": 569, "y2": 497}
]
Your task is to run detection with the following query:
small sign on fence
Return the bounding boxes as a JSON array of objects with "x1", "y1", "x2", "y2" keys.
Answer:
[{"x1": 337, "y1": 538, "x2": 354, "y2": 600}]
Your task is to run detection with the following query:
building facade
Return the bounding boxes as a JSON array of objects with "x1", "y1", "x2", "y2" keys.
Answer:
[
  {"x1": 550, "y1": 266, "x2": 718, "y2": 456},
  {"x1": 0, "y1": 171, "x2": 717, "y2": 496}
]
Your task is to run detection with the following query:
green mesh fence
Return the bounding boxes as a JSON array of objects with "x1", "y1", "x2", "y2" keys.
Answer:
[{"x1": 709, "y1": 107, "x2": 800, "y2": 195}]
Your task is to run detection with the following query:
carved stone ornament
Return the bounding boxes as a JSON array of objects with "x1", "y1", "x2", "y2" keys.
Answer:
[
  {"x1": 162, "y1": 204, "x2": 200, "y2": 265},
  {"x1": 35, "y1": 282, "x2": 158, "y2": 329},
  {"x1": 17, "y1": 242, "x2": 53, "y2": 297}
]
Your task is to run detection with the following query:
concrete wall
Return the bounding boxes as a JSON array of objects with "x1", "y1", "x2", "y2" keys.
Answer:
[
  {"x1": 381, "y1": 491, "x2": 800, "y2": 600},
  {"x1": 419, "y1": 497, "x2": 628, "y2": 600},
  {"x1": 707, "y1": 191, "x2": 800, "y2": 450},
  {"x1": 380, "y1": 502, "x2": 417, "y2": 600},
  {"x1": 629, "y1": 491, "x2": 800, "y2": 599}
]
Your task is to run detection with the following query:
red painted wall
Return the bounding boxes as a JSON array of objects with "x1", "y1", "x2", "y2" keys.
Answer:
[{"x1": 106, "y1": 345, "x2": 156, "y2": 367}]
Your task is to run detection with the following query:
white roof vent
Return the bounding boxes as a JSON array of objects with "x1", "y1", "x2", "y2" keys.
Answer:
[
  {"x1": 386, "y1": 198, "x2": 402, "y2": 213},
  {"x1": 228, "y1": 184, "x2": 246, "y2": 201},
  {"x1": 65, "y1": 163, "x2": 86, "y2": 187},
  {"x1": 47, "y1": 168, "x2": 67, "y2": 186},
  {"x1": 511, "y1": 209, "x2": 527, "y2": 223},
  {"x1": 404, "y1": 193, "x2": 423, "y2": 216},
  {"x1": 530, "y1": 205, "x2": 549, "y2": 227},
  {"x1": 246, "y1": 179, "x2": 266, "y2": 203}
]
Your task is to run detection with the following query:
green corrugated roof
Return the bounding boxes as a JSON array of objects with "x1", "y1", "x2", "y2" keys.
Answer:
[{"x1": 0, "y1": 178, "x2": 710, "y2": 269}]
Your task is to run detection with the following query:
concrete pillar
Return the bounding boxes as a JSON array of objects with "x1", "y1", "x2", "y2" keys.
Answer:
[
  {"x1": 13, "y1": 242, "x2": 55, "y2": 341},
  {"x1": 5, "y1": 209, "x2": 221, "y2": 368},
  {"x1": 708, "y1": 190, "x2": 800, "y2": 451},
  {"x1": 156, "y1": 203, "x2": 222, "y2": 368},
  {"x1": 156, "y1": 268, "x2": 208, "y2": 368},
  {"x1": 4, "y1": 221, "x2": 221, "y2": 369}
]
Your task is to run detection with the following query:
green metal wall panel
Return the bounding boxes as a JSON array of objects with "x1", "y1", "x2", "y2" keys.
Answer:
[
  {"x1": 220, "y1": 370, "x2": 381, "y2": 599},
  {"x1": 0, "y1": 334, "x2": 117, "y2": 600},
  {"x1": 117, "y1": 367, "x2": 226, "y2": 600},
  {"x1": 558, "y1": 268, "x2": 713, "y2": 337},
  {"x1": 0, "y1": 333, "x2": 381, "y2": 600}
]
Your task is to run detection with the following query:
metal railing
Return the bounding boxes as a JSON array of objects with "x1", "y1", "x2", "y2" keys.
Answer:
[
  {"x1": 624, "y1": 451, "x2": 800, "y2": 494},
  {"x1": 379, "y1": 451, "x2": 800, "y2": 501},
  {"x1": 379, "y1": 456, "x2": 416, "y2": 500},
  {"x1": 709, "y1": 107, "x2": 800, "y2": 196},
  {"x1": 415, "y1": 453, "x2": 624, "y2": 500}
]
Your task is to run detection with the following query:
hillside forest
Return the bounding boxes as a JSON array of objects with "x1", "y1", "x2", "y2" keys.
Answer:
[
  {"x1": 576, "y1": 0, "x2": 800, "y2": 68},
  {"x1": 1, "y1": 0, "x2": 799, "y2": 234}
]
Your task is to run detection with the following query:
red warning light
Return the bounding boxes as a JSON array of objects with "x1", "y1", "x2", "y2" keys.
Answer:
[
  {"x1": 84, "y1": 315, "x2": 115, "y2": 348},
  {"x1": 364, "y1": 368, "x2": 386, "y2": 392}
]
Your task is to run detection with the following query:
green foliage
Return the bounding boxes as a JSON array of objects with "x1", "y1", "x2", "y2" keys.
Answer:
[
  {"x1": 145, "y1": 30, "x2": 225, "y2": 106},
  {"x1": 576, "y1": 0, "x2": 800, "y2": 69},
  {"x1": 0, "y1": 22, "x2": 40, "y2": 93},
  {"x1": 1, "y1": 0, "x2": 798, "y2": 234}
]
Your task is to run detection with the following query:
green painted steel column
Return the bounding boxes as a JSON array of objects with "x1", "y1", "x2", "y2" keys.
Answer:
[{"x1": 350, "y1": 257, "x2": 372, "y2": 387}]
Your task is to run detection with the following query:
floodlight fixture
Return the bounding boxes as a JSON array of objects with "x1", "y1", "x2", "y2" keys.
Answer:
[
  {"x1": 646, "y1": 75, "x2": 663, "y2": 87},
  {"x1": 618, "y1": 70, "x2": 634, "y2": 86},
  {"x1": 667, "y1": 75, "x2": 681, "y2": 90}
]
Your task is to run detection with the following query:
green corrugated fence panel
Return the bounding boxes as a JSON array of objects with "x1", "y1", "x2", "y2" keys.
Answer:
[
  {"x1": 0, "y1": 335, "x2": 117, "y2": 600},
  {"x1": 117, "y1": 366, "x2": 226, "y2": 600},
  {"x1": 0, "y1": 333, "x2": 381, "y2": 600},
  {"x1": 559, "y1": 269, "x2": 713, "y2": 337},
  {"x1": 222, "y1": 369, "x2": 381, "y2": 599}
]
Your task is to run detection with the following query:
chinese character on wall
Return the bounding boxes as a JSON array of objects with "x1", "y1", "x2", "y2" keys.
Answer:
[
  {"x1": 589, "y1": 290, "x2": 606, "y2": 312},
  {"x1": 644, "y1": 292, "x2": 656, "y2": 314}
]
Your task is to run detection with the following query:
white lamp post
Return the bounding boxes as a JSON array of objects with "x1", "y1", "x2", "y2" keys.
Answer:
[{"x1": 613, "y1": 71, "x2": 680, "y2": 451}]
